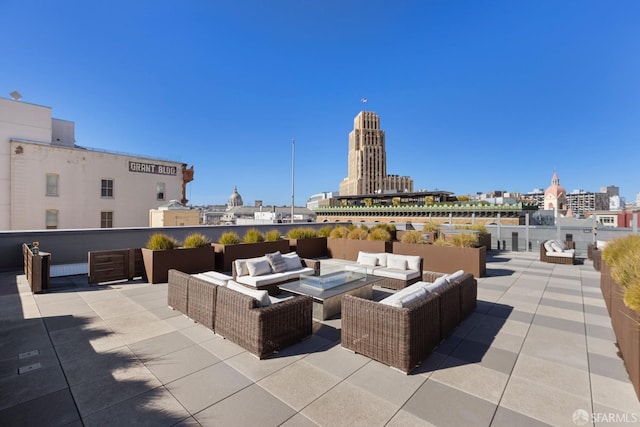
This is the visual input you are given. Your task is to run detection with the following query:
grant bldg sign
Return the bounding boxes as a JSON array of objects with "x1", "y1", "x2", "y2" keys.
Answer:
[{"x1": 129, "y1": 161, "x2": 178, "y2": 175}]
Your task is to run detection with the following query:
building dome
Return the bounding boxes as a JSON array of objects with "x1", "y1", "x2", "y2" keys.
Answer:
[
  {"x1": 227, "y1": 186, "x2": 244, "y2": 208},
  {"x1": 544, "y1": 171, "x2": 566, "y2": 199}
]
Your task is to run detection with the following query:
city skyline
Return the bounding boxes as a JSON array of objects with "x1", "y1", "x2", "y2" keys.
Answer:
[{"x1": 2, "y1": 1, "x2": 639, "y2": 206}]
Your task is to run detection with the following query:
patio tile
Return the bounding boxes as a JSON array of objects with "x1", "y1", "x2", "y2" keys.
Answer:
[
  {"x1": 70, "y1": 363, "x2": 162, "y2": 417},
  {"x1": 403, "y1": 379, "x2": 497, "y2": 427},
  {"x1": 144, "y1": 344, "x2": 220, "y2": 384},
  {"x1": 194, "y1": 384, "x2": 296, "y2": 427},
  {"x1": 166, "y1": 362, "x2": 253, "y2": 414},
  {"x1": 301, "y1": 381, "x2": 398, "y2": 427},
  {"x1": 224, "y1": 348, "x2": 302, "y2": 382},
  {"x1": 0, "y1": 321, "x2": 52, "y2": 359},
  {"x1": 179, "y1": 323, "x2": 216, "y2": 343},
  {"x1": 510, "y1": 353, "x2": 591, "y2": 397},
  {"x1": 0, "y1": 388, "x2": 80, "y2": 427},
  {"x1": 128, "y1": 330, "x2": 197, "y2": 361},
  {"x1": 280, "y1": 413, "x2": 320, "y2": 426},
  {"x1": 61, "y1": 345, "x2": 140, "y2": 386},
  {"x1": 499, "y1": 375, "x2": 592, "y2": 426},
  {"x1": 430, "y1": 356, "x2": 509, "y2": 403},
  {"x1": 386, "y1": 409, "x2": 438, "y2": 426},
  {"x1": 198, "y1": 334, "x2": 246, "y2": 360},
  {"x1": 449, "y1": 339, "x2": 518, "y2": 375},
  {"x1": 588, "y1": 352, "x2": 632, "y2": 383},
  {"x1": 258, "y1": 359, "x2": 341, "y2": 411},
  {"x1": 491, "y1": 405, "x2": 554, "y2": 427},
  {"x1": 302, "y1": 344, "x2": 370, "y2": 379},
  {"x1": 345, "y1": 359, "x2": 426, "y2": 406},
  {"x1": 590, "y1": 373, "x2": 640, "y2": 415},
  {"x1": 88, "y1": 297, "x2": 147, "y2": 320},
  {"x1": 82, "y1": 386, "x2": 190, "y2": 427},
  {"x1": 0, "y1": 364, "x2": 69, "y2": 411},
  {"x1": 520, "y1": 324, "x2": 589, "y2": 370}
]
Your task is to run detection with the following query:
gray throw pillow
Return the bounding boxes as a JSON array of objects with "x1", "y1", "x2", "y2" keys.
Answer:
[{"x1": 266, "y1": 251, "x2": 288, "y2": 273}]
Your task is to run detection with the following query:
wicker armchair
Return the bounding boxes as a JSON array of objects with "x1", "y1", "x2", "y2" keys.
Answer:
[
  {"x1": 214, "y1": 286, "x2": 313, "y2": 359},
  {"x1": 341, "y1": 292, "x2": 441, "y2": 373},
  {"x1": 187, "y1": 275, "x2": 218, "y2": 330},
  {"x1": 540, "y1": 240, "x2": 576, "y2": 265}
]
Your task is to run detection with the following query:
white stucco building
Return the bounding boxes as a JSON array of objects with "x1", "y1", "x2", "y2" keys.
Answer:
[{"x1": 1, "y1": 96, "x2": 191, "y2": 230}]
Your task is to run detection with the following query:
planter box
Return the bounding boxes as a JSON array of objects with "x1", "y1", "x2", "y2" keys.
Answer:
[
  {"x1": 288, "y1": 237, "x2": 327, "y2": 259},
  {"x1": 601, "y1": 261, "x2": 640, "y2": 400},
  {"x1": 327, "y1": 238, "x2": 392, "y2": 261},
  {"x1": 392, "y1": 242, "x2": 487, "y2": 278},
  {"x1": 142, "y1": 246, "x2": 215, "y2": 284},
  {"x1": 600, "y1": 260, "x2": 612, "y2": 315},
  {"x1": 213, "y1": 240, "x2": 290, "y2": 273}
]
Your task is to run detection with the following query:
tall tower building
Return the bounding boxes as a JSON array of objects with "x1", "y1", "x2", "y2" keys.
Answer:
[{"x1": 339, "y1": 111, "x2": 413, "y2": 196}]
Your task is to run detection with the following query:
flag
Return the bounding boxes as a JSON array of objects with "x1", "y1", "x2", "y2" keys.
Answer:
[{"x1": 361, "y1": 98, "x2": 367, "y2": 103}]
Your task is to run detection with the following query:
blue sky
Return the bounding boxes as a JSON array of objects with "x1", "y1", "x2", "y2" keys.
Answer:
[{"x1": 2, "y1": 1, "x2": 639, "y2": 206}]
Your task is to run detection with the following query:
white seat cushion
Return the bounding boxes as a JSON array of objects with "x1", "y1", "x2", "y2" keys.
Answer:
[
  {"x1": 546, "y1": 251, "x2": 574, "y2": 258},
  {"x1": 226, "y1": 280, "x2": 271, "y2": 307},
  {"x1": 374, "y1": 267, "x2": 421, "y2": 281},
  {"x1": 192, "y1": 271, "x2": 232, "y2": 286}
]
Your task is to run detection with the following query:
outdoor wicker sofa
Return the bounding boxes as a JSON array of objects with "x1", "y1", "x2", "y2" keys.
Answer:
[
  {"x1": 540, "y1": 240, "x2": 576, "y2": 264},
  {"x1": 341, "y1": 270, "x2": 477, "y2": 373},
  {"x1": 343, "y1": 251, "x2": 424, "y2": 290},
  {"x1": 167, "y1": 269, "x2": 313, "y2": 358},
  {"x1": 232, "y1": 252, "x2": 320, "y2": 295}
]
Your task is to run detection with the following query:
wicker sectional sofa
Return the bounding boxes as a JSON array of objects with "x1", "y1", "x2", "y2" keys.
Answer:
[
  {"x1": 167, "y1": 269, "x2": 312, "y2": 358},
  {"x1": 341, "y1": 270, "x2": 477, "y2": 373}
]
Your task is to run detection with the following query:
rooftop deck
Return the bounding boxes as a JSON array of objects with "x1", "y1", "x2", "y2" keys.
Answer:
[{"x1": 1, "y1": 252, "x2": 639, "y2": 426}]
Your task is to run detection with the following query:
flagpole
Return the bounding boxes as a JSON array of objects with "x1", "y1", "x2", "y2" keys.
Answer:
[{"x1": 291, "y1": 138, "x2": 295, "y2": 224}]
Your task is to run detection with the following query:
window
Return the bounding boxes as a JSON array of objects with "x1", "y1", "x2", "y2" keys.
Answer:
[
  {"x1": 157, "y1": 182, "x2": 165, "y2": 201},
  {"x1": 46, "y1": 174, "x2": 59, "y2": 196},
  {"x1": 101, "y1": 211, "x2": 113, "y2": 228},
  {"x1": 101, "y1": 179, "x2": 113, "y2": 198},
  {"x1": 46, "y1": 210, "x2": 58, "y2": 229}
]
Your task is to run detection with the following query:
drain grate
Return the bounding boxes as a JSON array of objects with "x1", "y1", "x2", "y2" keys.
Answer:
[
  {"x1": 18, "y1": 349, "x2": 40, "y2": 359},
  {"x1": 18, "y1": 362, "x2": 42, "y2": 375}
]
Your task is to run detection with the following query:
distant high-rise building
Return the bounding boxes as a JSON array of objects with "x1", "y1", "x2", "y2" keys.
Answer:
[
  {"x1": 339, "y1": 111, "x2": 413, "y2": 196},
  {"x1": 600, "y1": 185, "x2": 620, "y2": 197}
]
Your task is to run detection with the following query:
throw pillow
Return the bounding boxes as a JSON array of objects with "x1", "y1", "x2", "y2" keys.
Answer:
[
  {"x1": 246, "y1": 258, "x2": 272, "y2": 277},
  {"x1": 265, "y1": 251, "x2": 288, "y2": 273},
  {"x1": 549, "y1": 241, "x2": 563, "y2": 253},
  {"x1": 359, "y1": 254, "x2": 378, "y2": 267},
  {"x1": 423, "y1": 276, "x2": 448, "y2": 294},
  {"x1": 282, "y1": 252, "x2": 303, "y2": 270},
  {"x1": 387, "y1": 256, "x2": 408, "y2": 270}
]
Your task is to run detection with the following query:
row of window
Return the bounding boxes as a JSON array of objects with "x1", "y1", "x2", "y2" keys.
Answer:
[
  {"x1": 45, "y1": 210, "x2": 113, "y2": 229},
  {"x1": 46, "y1": 174, "x2": 166, "y2": 200}
]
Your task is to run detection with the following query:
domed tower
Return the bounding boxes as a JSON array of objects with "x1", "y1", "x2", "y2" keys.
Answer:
[
  {"x1": 544, "y1": 171, "x2": 567, "y2": 217},
  {"x1": 227, "y1": 186, "x2": 244, "y2": 209}
]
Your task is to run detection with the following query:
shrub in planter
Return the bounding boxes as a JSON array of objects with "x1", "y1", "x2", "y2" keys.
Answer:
[
  {"x1": 219, "y1": 231, "x2": 240, "y2": 245},
  {"x1": 422, "y1": 221, "x2": 442, "y2": 234},
  {"x1": 347, "y1": 228, "x2": 368, "y2": 240},
  {"x1": 317, "y1": 225, "x2": 332, "y2": 238},
  {"x1": 400, "y1": 230, "x2": 426, "y2": 244},
  {"x1": 451, "y1": 233, "x2": 479, "y2": 248},
  {"x1": 367, "y1": 227, "x2": 391, "y2": 242},
  {"x1": 146, "y1": 233, "x2": 177, "y2": 250},
  {"x1": 603, "y1": 235, "x2": 640, "y2": 290},
  {"x1": 243, "y1": 228, "x2": 264, "y2": 243},
  {"x1": 183, "y1": 233, "x2": 211, "y2": 248},
  {"x1": 286, "y1": 227, "x2": 317, "y2": 239},
  {"x1": 329, "y1": 225, "x2": 349, "y2": 239},
  {"x1": 264, "y1": 229, "x2": 282, "y2": 242}
]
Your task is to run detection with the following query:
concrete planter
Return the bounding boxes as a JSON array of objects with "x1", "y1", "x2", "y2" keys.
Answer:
[
  {"x1": 602, "y1": 262, "x2": 640, "y2": 399},
  {"x1": 288, "y1": 237, "x2": 327, "y2": 259},
  {"x1": 392, "y1": 242, "x2": 487, "y2": 278},
  {"x1": 326, "y1": 238, "x2": 392, "y2": 261},
  {"x1": 141, "y1": 246, "x2": 215, "y2": 284},
  {"x1": 213, "y1": 240, "x2": 290, "y2": 273}
]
